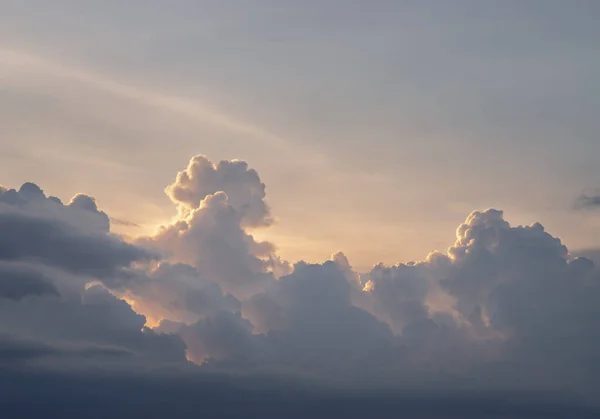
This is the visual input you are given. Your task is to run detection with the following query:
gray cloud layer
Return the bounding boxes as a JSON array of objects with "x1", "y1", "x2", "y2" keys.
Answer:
[
  {"x1": 2, "y1": 155, "x2": 600, "y2": 416},
  {"x1": 0, "y1": 182, "x2": 187, "y2": 370}
]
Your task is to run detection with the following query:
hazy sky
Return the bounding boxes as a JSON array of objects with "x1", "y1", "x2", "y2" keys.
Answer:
[{"x1": 2, "y1": 0, "x2": 600, "y2": 270}]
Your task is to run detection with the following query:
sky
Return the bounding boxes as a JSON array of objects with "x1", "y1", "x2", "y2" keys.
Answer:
[
  {"x1": 2, "y1": 1, "x2": 600, "y2": 417},
  {"x1": 2, "y1": 0, "x2": 600, "y2": 270}
]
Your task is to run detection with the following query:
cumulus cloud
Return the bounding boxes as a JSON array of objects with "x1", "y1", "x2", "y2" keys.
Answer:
[
  {"x1": 141, "y1": 192, "x2": 278, "y2": 299},
  {"x1": 0, "y1": 183, "x2": 110, "y2": 233},
  {"x1": 0, "y1": 182, "x2": 157, "y2": 284},
  {"x1": 0, "y1": 283, "x2": 187, "y2": 368},
  {"x1": 0, "y1": 182, "x2": 187, "y2": 371},
  {"x1": 175, "y1": 311, "x2": 260, "y2": 365},
  {"x1": 3, "y1": 157, "x2": 600, "y2": 413},
  {"x1": 364, "y1": 261, "x2": 433, "y2": 333},
  {"x1": 161, "y1": 207, "x2": 600, "y2": 397},
  {"x1": 115, "y1": 262, "x2": 240, "y2": 327},
  {"x1": 165, "y1": 155, "x2": 273, "y2": 228},
  {"x1": 141, "y1": 156, "x2": 288, "y2": 300}
]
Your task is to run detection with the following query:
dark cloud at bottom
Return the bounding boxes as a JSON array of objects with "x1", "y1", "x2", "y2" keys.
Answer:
[{"x1": 1, "y1": 369, "x2": 597, "y2": 419}]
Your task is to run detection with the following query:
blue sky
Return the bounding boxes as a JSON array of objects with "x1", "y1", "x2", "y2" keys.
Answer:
[{"x1": 1, "y1": 0, "x2": 599, "y2": 269}]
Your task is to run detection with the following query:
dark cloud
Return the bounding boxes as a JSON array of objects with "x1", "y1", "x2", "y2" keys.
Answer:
[
  {"x1": 0, "y1": 263, "x2": 58, "y2": 300},
  {"x1": 573, "y1": 248, "x2": 600, "y2": 265},
  {"x1": 0, "y1": 183, "x2": 110, "y2": 233},
  {"x1": 0, "y1": 211, "x2": 155, "y2": 278},
  {"x1": 574, "y1": 193, "x2": 600, "y2": 209},
  {"x1": 0, "y1": 333, "x2": 132, "y2": 364},
  {"x1": 0, "y1": 182, "x2": 188, "y2": 371},
  {"x1": 0, "y1": 182, "x2": 154, "y2": 287},
  {"x1": 178, "y1": 311, "x2": 260, "y2": 365},
  {"x1": 0, "y1": 334, "x2": 59, "y2": 361},
  {"x1": 0, "y1": 284, "x2": 188, "y2": 368}
]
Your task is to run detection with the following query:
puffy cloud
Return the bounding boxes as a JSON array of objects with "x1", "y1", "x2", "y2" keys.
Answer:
[
  {"x1": 424, "y1": 210, "x2": 600, "y2": 393},
  {"x1": 176, "y1": 311, "x2": 260, "y2": 365},
  {"x1": 142, "y1": 192, "x2": 276, "y2": 299},
  {"x1": 0, "y1": 182, "x2": 187, "y2": 370},
  {"x1": 217, "y1": 258, "x2": 394, "y2": 373},
  {"x1": 4, "y1": 159, "x2": 600, "y2": 409},
  {"x1": 115, "y1": 262, "x2": 240, "y2": 327},
  {"x1": 364, "y1": 261, "x2": 433, "y2": 333},
  {"x1": 170, "y1": 207, "x2": 600, "y2": 396},
  {"x1": 141, "y1": 156, "x2": 288, "y2": 300},
  {"x1": 165, "y1": 155, "x2": 273, "y2": 228},
  {"x1": 443, "y1": 209, "x2": 574, "y2": 329},
  {"x1": 153, "y1": 256, "x2": 394, "y2": 372},
  {"x1": 0, "y1": 182, "x2": 156, "y2": 284},
  {"x1": 0, "y1": 183, "x2": 110, "y2": 233}
]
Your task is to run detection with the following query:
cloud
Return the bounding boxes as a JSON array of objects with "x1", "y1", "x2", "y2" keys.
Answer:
[
  {"x1": 3, "y1": 157, "x2": 600, "y2": 411},
  {"x1": 0, "y1": 334, "x2": 60, "y2": 362},
  {"x1": 0, "y1": 333, "x2": 132, "y2": 365},
  {"x1": 168, "y1": 257, "x2": 395, "y2": 374},
  {"x1": 0, "y1": 183, "x2": 157, "y2": 282},
  {"x1": 364, "y1": 259, "x2": 435, "y2": 333},
  {"x1": 574, "y1": 248, "x2": 600, "y2": 265},
  {"x1": 0, "y1": 182, "x2": 187, "y2": 370},
  {"x1": 115, "y1": 262, "x2": 241, "y2": 327},
  {"x1": 574, "y1": 192, "x2": 600, "y2": 209},
  {"x1": 176, "y1": 311, "x2": 260, "y2": 365},
  {"x1": 158, "y1": 207, "x2": 600, "y2": 398},
  {"x1": 0, "y1": 211, "x2": 155, "y2": 279},
  {"x1": 1, "y1": 183, "x2": 110, "y2": 233},
  {"x1": 141, "y1": 191, "x2": 276, "y2": 299},
  {"x1": 0, "y1": 283, "x2": 188, "y2": 367},
  {"x1": 165, "y1": 155, "x2": 273, "y2": 228},
  {"x1": 0, "y1": 263, "x2": 58, "y2": 300},
  {"x1": 244, "y1": 258, "x2": 394, "y2": 373},
  {"x1": 141, "y1": 156, "x2": 288, "y2": 300}
]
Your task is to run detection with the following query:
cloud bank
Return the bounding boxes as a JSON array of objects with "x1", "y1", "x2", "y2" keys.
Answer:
[{"x1": 2, "y1": 154, "x2": 600, "y2": 416}]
